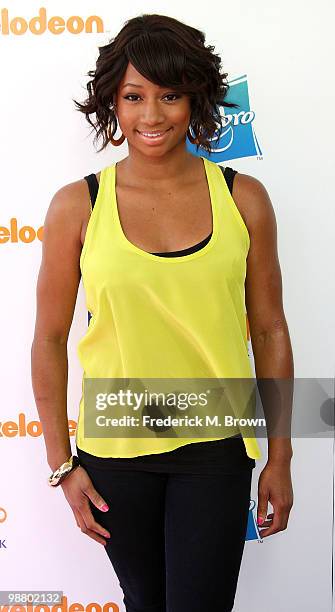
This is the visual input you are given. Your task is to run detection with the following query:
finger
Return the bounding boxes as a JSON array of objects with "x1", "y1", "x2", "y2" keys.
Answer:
[
  {"x1": 258, "y1": 518, "x2": 273, "y2": 528},
  {"x1": 257, "y1": 491, "x2": 269, "y2": 526},
  {"x1": 84, "y1": 484, "x2": 110, "y2": 513},
  {"x1": 76, "y1": 511, "x2": 108, "y2": 546},
  {"x1": 72, "y1": 509, "x2": 81, "y2": 529},
  {"x1": 258, "y1": 510, "x2": 288, "y2": 538},
  {"x1": 81, "y1": 507, "x2": 111, "y2": 540},
  {"x1": 257, "y1": 514, "x2": 273, "y2": 528}
]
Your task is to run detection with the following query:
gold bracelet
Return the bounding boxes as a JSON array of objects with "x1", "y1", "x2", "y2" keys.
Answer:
[{"x1": 48, "y1": 455, "x2": 80, "y2": 487}]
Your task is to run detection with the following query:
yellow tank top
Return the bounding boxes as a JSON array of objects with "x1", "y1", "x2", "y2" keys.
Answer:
[{"x1": 75, "y1": 155, "x2": 262, "y2": 461}]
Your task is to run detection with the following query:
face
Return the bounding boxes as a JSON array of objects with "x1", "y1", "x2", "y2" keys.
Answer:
[{"x1": 114, "y1": 62, "x2": 192, "y2": 155}]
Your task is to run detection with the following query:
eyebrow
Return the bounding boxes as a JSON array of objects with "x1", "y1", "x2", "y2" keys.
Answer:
[
  {"x1": 122, "y1": 83, "x2": 144, "y2": 88},
  {"x1": 121, "y1": 82, "x2": 171, "y2": 90}
]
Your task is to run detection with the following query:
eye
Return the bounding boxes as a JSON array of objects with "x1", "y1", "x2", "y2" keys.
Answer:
[
  {"x1": 163, "y1": 94, "x2": 181, "y2": 101},
  {"x1": 123, "y1": 93, "x2": 181, "y2": 102},
  {"x1": 123, "y1": 94, "x2": 140, "y2": 101}
]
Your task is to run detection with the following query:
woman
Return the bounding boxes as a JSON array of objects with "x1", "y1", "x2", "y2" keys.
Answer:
[{"x1": 31, "y1": 13, "x2": 294, "y2": 612}]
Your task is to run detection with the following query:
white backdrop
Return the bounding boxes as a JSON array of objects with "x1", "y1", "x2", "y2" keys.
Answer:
[{"x1": 1, "y1": 1, "x2": 334, "y2": 611}]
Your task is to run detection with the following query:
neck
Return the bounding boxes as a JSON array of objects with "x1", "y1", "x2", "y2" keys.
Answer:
[{"x1": 118, "y1": 146, "x2": 198, "y2": 187}]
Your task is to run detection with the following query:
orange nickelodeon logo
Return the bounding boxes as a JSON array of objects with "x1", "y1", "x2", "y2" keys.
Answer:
[
  {"x1": 0, "y1": 219, "x2": 44, "y2": 243},
  {"x1": 0, "y1": 413, "x2": 77, "y2": 437},
  {"x1": 0, "y1": 7, "x2": 104, "y2": 36},
  {"x1": 1, "y1": 597, "x2": 121, "y2": 612}
]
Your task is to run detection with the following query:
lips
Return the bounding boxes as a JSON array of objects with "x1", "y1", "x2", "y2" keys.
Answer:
[
  {"x1": 137, "y1": 128, "x2": 171, "y2": 136},
  {"x1": 136, "y1": 127, "x2": 172, "y2": 143},
  {"x1": 139, "y1": 130, "x2": 166, "y2": 135}
]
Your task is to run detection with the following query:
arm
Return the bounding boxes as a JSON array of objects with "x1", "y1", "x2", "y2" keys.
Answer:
[
  {"x1": 233, "y1": 173, "x2": 294, "y2": 537},
  {"x1": 31, "y1": 180, "x2": 111, "y2": 546},
  {"x1": 234, "y1": 173, "x2": 294, "y2": 461},
  {"x1": 31, "y1": 181, "x2": 85, "y2": 471}
]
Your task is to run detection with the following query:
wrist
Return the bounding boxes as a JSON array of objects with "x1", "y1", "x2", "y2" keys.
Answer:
[
  {"x1": 267, "y1": 453, "x2": 293, "y2": 467},
  {"x1": 48, "y1": 451, "x2": 72, "y2": 473},
  {"x1": 267, "y1": 438, "x2": 293, "y2": 466},
  {"x1": 48, "y1": 455, "x2": 80, "y2": 487}
]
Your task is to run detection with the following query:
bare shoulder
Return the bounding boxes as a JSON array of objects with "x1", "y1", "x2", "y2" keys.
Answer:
[
  {"x1": 44, "y1": 172, "x2": 101, "y2": 242},
  {"x1": 45, "y1": 178, "x2": 88, "y2": 227},
  {"x1": 231, "y1": 172, "x2": 277, "y2": 236}
]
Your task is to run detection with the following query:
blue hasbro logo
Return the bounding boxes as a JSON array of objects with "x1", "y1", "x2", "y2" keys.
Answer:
[
  {"x1": 246, "y1": 499, "x2": 263, "y2": 542},
  {"x1": 187, "y1": 75, "x2": 262, "y2": 162}
]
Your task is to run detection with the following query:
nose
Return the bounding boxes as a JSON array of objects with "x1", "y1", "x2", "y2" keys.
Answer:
[{"x1": 140, "y1": 99, "x2": 166, "y2": 126}]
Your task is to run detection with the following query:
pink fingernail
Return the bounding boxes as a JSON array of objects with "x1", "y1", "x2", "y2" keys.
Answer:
[
  {"x1": 257, "y1": 516, "x2": 264, "y2": 525},
  {"x1": 101, "y1": 504, "x2": 109, "y2": 511}
]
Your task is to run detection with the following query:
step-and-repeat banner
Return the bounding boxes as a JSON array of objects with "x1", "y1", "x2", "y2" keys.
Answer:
[{"x1": 1, "y1": 2, "x2": 334, "y2": 611}]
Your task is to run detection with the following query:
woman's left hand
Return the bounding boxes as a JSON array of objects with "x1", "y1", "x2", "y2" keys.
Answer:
[{"x1": 256, "y1": 460, "x2": 294, "y2": 538}]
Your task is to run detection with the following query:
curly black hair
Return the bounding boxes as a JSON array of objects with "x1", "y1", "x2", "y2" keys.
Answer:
[{"x1": 73, "y1": 13, "x2": 239, "y2": 154}]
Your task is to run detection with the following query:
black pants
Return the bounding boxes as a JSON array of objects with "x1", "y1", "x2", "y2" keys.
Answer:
[{"x1": 79, "y1": 457, "x2": 253, "y2": 612}]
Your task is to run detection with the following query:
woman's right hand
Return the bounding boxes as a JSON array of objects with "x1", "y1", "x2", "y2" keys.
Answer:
[{"x1": 60, "y1": 465, "x2": 111, "y2": 546}]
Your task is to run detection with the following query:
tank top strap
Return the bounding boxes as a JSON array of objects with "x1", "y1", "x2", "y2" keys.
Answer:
[
  {"x1": 221, "y1": 166, "x2": 238, "y2": 195},
  {"x1": 84, "y1": 174, "x2": 99, "y2": 211}
]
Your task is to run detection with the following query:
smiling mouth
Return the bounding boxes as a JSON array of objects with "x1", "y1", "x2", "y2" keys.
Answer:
[{"x1": 137, "y1": 128, "x2": 172, "y2": 138}]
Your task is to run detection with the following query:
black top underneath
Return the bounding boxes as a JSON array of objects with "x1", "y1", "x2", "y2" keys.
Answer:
[
  {"x1": 77, "y1": 165, "x2": 256, "y2": 473},
  {"x1": 150, "y1": 229, "x2": 212, "y2": 256}
]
